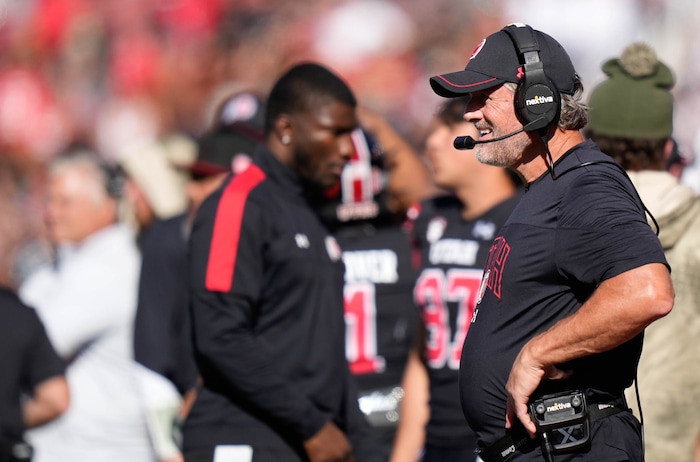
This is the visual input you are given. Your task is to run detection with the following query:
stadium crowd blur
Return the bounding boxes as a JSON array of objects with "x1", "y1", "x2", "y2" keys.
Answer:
[
  {"x1": 1, "y1": 0, "x2": 699, "y2": 287},
  {"x1": 0, "y1": 0, "x2": 696, "y2": 289}
]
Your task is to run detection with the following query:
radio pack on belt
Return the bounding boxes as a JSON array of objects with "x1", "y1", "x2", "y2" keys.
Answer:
[
  {"x1": 529, "y1": 390, "x2": 590, "y2": 461},
  {"x1": 476, "y1": 389, "x2": 628, "y2": 462}
]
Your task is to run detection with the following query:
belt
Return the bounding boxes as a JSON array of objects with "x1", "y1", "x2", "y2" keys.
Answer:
[{"x1": 476, "y1": 395, "x2": 628, "y2": 462}]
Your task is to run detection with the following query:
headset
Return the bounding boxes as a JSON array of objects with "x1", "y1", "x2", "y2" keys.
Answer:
[
  {"x1": 452, "y1": 24, "x2": 561, "y2": 150},
  {"x1": 99, "y1": 162, "x2": 124, "y2": 200},
  {"x1": 503, "y1": 24, "x2": 560, "y2": 134}
]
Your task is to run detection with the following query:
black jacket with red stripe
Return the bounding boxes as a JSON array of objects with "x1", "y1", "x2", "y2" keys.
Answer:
[{"x1": 183, "y1": 146, "x2": 379, "y2": 459}]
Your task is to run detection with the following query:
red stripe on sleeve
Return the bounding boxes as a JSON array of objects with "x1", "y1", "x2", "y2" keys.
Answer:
[{"x1": 205, "y1": 165, "x2": 266, "y2": 292}]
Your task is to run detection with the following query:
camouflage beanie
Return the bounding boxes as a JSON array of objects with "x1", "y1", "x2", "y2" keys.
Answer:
[{"x1": 588, "y1": 43, "x2": 674, "y2": 139}]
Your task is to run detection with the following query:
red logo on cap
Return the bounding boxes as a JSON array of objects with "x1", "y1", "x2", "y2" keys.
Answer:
[{"x1": 470, "y1": 39, "x2": 486, "y2": 60}]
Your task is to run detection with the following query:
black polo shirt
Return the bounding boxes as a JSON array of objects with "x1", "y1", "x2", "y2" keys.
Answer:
[{"x1": 460, "y1": 141, "x2": 668, "y2": 450}]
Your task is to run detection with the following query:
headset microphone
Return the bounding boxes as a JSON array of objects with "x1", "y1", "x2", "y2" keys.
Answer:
[
  {"x1": 453, "y1": 129, "x2": 523, "y2": 150},
  {"x1": 453, "y1": 117, "x2": 548, "y2": 150}
]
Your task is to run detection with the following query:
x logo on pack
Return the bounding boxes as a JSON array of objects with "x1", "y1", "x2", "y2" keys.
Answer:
[{"x1": 556, "y1": 426, "x2": 581, "y2": 444}]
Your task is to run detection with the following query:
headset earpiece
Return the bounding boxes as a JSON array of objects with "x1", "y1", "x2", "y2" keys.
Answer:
[
  {"x1": 100, "y1": 162, "x2": 124, "y2": 199},
  {"x1": 503, "y1": 24, "x2": 560, "y2": 132}
]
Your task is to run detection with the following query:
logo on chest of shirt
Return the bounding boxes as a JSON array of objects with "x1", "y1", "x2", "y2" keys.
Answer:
[
  {"x1": 295, "y1": 233, "x2": 310, "y2": 249},
  {"x1": 472, "y1": 219, "x2": 497, "y2": 241},
  {"x1": 426, "y1": 217, "x2": 447, "y2": 243},
  {"x1": 325, "y1": 236, "x2": 342, "y2": 262},
  {"x1": 481, "y1": 236, "x2": 511, "y2": 299},
  {"x1": 293, "y1": 234, "x2": 342, "y2": 262}
]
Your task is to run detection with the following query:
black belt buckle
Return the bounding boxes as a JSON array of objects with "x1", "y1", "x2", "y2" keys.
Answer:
[{"x1": 529, "y1": 390, "x2": 590, "y2": 454}]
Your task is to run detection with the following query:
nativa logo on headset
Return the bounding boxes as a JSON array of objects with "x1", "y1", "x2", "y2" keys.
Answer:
[
  {"x1": 519, "y1": 81, "x2": 559, "y2": 129},
  {"x1": 524, "y1": 84, "x2": 555, "y2": 108},
  {"x1": 526, "y1": 95, "x2": 554, "y2": 106}
]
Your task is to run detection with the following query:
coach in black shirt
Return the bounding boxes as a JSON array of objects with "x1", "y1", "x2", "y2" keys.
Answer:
[
  {"x1": 183, "y1": 63, "x2": 381, "y2": 462},
  {"x1": 428, "y1": 24, "x2": 674, "y2": 461}
]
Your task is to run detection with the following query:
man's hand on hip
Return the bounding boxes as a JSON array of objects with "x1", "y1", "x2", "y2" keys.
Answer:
[
  {"x1": 505, "y1": 342, "x2": 571, "y2": 438},
  {"x1": 304, "y1": 421, "x2": 354, "y2": 462}
]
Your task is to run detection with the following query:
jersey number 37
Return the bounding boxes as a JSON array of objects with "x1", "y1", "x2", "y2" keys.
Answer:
[{"x1": 414, "y1": 268, "x2": 481, "y2": 370}]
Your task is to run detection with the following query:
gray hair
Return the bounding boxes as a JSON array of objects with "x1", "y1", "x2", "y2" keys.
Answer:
[
  {"x1": 559, "y1": 77, "x2": 588, "y2": 130},
  {"x1": 48, "y1": 149, "x2": 120, "y2": 205}
]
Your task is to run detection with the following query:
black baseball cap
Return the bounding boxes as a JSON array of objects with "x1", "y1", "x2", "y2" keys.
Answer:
[
  {"x1": 190, "y1": 131, "x2": 256, "y2": 178},
  {"x1": 189, "y1": 91, "x2": 265, "y2": 178},
  {"x1": 429, "y1": 24, "x2": 578, "y2": 97}
]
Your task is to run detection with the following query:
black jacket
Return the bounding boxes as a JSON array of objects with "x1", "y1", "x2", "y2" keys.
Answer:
[
  {"x1": 184, "y1": 146, "x2": 379, "y2": 460},
  {"x1": 0, "y1": 287, "x2": 65, "y2": 444}
]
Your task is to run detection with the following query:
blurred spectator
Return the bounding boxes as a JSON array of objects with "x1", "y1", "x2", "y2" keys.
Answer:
[
  {"x1": 2, "y1": 1, "x2": 700, "y2": 288},
  {"x1": 118, "y1": 134, "x2": 195, "y2": 234},
  {"x1": 682, "y1": 141, "x2": 700, "y2": 195},
  {"x1": 1, "y1": 1, "x2": 700, "y2": 150},
  {"x1": 130, "y1": 90, "x2": 266, "y2": 461},
  {"x1": 0, "y1": 153, "x2": 49, "y2": 290},
  {"x1": 0, "y1": 285, "x2": 69, "y2": 462},
  {"x1": 118, "y1": 131, "x2": 197, "y2": 462},
  {"x1": 0, "y1": 65, "x2": 72, "y2": 162},
  {"x1": 587, "y1": 42, "x2": 700, "y2": 462},
  {"x1": 18, "y1": 149, "x2": 156, "y2": 462}
]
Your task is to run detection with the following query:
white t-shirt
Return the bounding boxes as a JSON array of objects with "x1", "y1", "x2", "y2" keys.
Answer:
[{"x1": 20, "y1": 224, "x2": 156, "y2": 462}]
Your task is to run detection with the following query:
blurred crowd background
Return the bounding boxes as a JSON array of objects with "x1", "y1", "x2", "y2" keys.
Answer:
[{"x1": 1, "y1": 0, "x2": 699, "y2": 289}]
